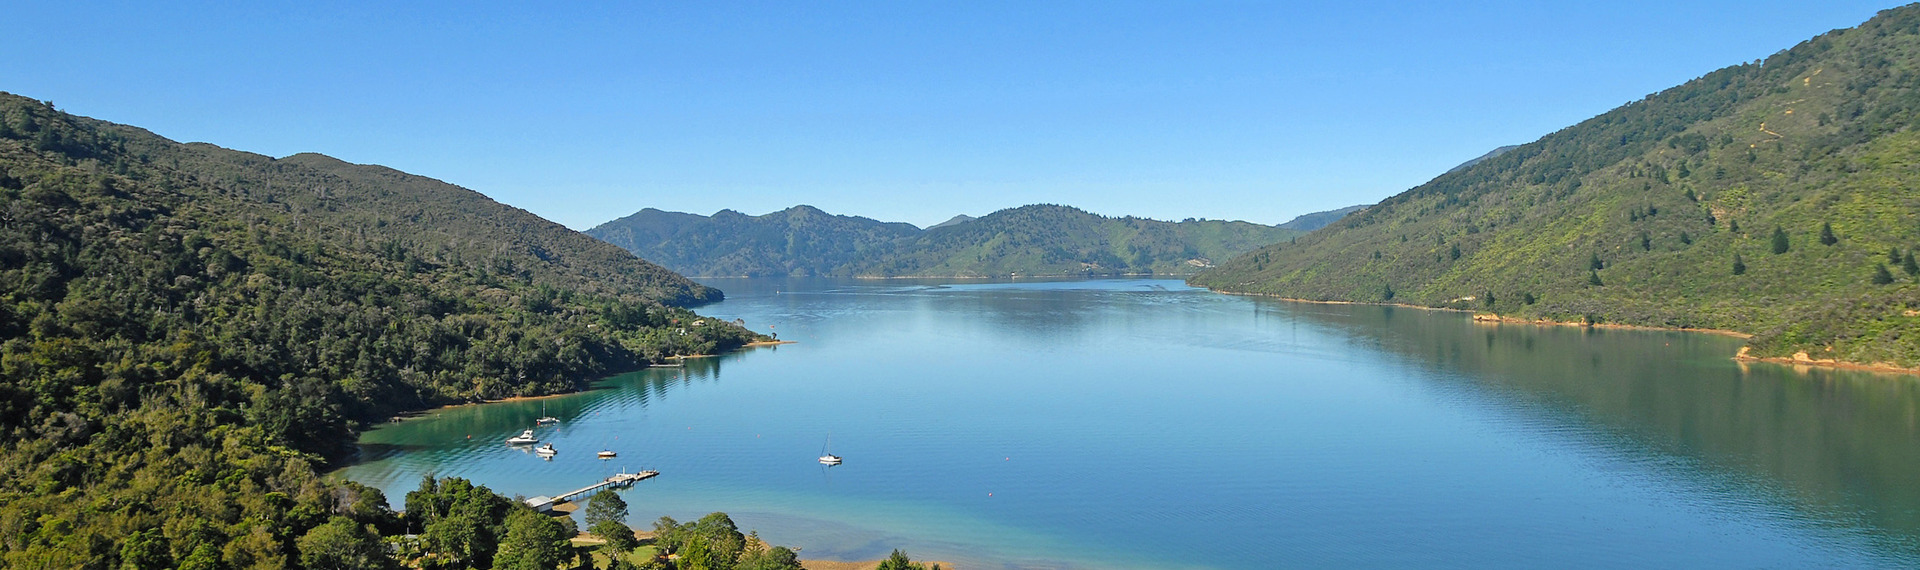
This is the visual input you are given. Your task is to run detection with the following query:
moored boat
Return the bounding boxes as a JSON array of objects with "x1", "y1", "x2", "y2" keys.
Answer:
[{"x1": 818, "y1": 433, "x2": 842, "y2": 465}]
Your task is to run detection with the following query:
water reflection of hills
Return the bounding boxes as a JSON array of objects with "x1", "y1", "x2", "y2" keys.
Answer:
[
  {"x1": 354, "y1": 355, "x2": 737, "y2": 448},
  {"x1": 1271, "y1": 300, "x2": 1920, "y2": 553}
]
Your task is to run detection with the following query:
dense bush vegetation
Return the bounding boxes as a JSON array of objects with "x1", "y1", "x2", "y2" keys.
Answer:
[
  {"x1": 1194, "y1": 5, "x2": 1920, "y2": 368},
  {"x1": 0, "y1": 93, "x2": 764, "y2": 568},
  {"x1": 589, "y1": 203, "x2": 1303, "y2": 278}
]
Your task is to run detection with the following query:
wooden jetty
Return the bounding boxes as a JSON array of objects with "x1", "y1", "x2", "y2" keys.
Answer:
[{"x1": 524, "y1": 470, "x2": 658, "y2": 512}]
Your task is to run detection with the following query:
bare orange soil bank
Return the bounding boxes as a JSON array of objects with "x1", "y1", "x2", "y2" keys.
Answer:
[
  {"x1": 1467, "y1": 313, "x2": 1752, "y2": 339},
  {"x1": 1734, "y1": 346, "x2": 1920, "y2": 376}
]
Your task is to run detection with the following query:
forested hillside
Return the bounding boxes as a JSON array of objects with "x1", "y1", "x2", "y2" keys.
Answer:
[
  {"x1": 589, "y1": 205, "x2": 921, "y2": 277},
  {"x1": 589, "y1": 204, "x2": 1301, "y2": 277},
  {"x1": 844, "y1": 204, "x2": 1300, "y2": 277},
  {"x1": 0, "y1": 93, "x2": 763, "y2": 568},
  {"x1": 1193, "y1": 5, "x2": 1920, "y2": 369}
]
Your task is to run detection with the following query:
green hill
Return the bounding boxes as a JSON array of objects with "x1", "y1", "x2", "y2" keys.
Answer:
[
  {"x1": 927, "y1": 213, "x2": 976, "y2": 229},
  {"x1": 1192, "y1": 5, "x2": 1920, "y2": 370},
  {"x1": 589, "y1": 205, "x2": 921, "y2": 277},
  {"x1": 0, "y1": 93, "x2": 762, "y2": 567},
  {"x1": 588, "y1": 203, "x2": 1302, "y2": 277},
  {"x1": 846, "y1": 204, "x2": 1302, "y2": 277}
]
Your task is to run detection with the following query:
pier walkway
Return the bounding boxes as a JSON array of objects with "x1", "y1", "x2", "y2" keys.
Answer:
[{"x1": 525, "y1": 470, "x2": 658, "y2": 512}]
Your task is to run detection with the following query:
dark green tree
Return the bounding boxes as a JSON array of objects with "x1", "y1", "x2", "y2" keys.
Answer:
[
  {"x1": 296, "y1": 517, "x2": 394, "y2": 570},
  {"x1": 1904, "y1": 251, "x2": 1919, "y2": 276},
  {"x1": 1588, "y1": 270, "x2": 1604, "y2": 286},
  {"x1": 584, "y1": 490, "x2": 630, "y2": 531},
  {"x1": 592, "y1": 519, "x2": 640, "y2": 554},
  {"x1": 117, "y1": 529, "x2": 172, "y2": 570},
  {"x1": 691, "y1": 512, "x2": 747, "y2": 565},
  {"x1": 736, "y1": 533, "x2": 804, "y2": 570},
  {"x1": 1771, "y1": 227, "x2": 1790, "y2": 254},
  {"x1": 677, "y1": 536, "x2": 719, "y2": 570},
  {"x1": 422, "y1": 513, "x2": 493, "y2": 568},
  {"x1": 651, "y1": 516, "x2": 684, "y2": 556},
  {"x1": 178, "y1": 545, "x2": 223, "y2": 570},
  {"x1": 495, "y1": 509, "x2": 572, "y2": 570},
  {"x1": 874, "y1": 549, "x2": 940, "y2": 570},
  {"x1": 1820, "y1": 222, "x2": 1838, "y2": 245},
  {"x1": 1589, "y1": 253, "x2": 1605, "y2": 270},
  {"x1": 1733, "y1": 253, "x2": 1747, "y2": 275},
  {"x1": 1449, "y1": 243, "x2": 1461, "y2": 260},
  {"x1": 1873, "y1": 263, "x2": 1896, "y2": 285}
]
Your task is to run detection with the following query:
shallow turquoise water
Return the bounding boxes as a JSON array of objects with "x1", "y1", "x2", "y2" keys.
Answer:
[{"x1": 337, "y1": 278, "x2": 1920, "y2": 568}]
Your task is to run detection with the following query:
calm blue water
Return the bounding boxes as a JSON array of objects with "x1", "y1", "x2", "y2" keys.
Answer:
[{"x1": 337, "y1": 278, "x2": 1920, "y2": 568}]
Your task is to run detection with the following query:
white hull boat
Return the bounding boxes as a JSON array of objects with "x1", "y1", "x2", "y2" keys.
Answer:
[{"x1": 818, "y1": 434, "x2": 842, "y2": 465}]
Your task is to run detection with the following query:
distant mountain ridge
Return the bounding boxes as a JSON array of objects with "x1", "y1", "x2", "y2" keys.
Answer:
[
  {"x1": 927, "y1": 214, "x2": 975, "y2": 229},
  {"x1": 1277, "y1": 204, "x2": 1371, "y2": 232},
  {"x1": 1193, "y1": 5, "x2": 1920, "y2": 370},
  {"x1": 1444, "y1": 144, "x2": 1521, "y2": 175},
  {"x1": 588, "y1": 204, "x2": 1303, "y2": 277},
  {"x1": 590, "y1": 205, "x2": 919, "y2": 277}
]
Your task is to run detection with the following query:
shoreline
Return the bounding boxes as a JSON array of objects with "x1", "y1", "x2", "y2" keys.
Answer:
[
  {"x1": 799, "y1": 560, "x2": 957, "y2": 570},
  {"x1": 1734, "y1": 346, "x2": 1920, "y2": 376},
  {"x1": 1466, "y1": 312, "x2": 1753, "y2": 339},
  {"x1": 570, "y1": 530, "x2": 958, "y2": 570},
  {"x1": 1204, "y1": 287, "x2": 1920, "y2": 377},
  {"x1": 396, "y1": 341, "x2": 796, "y2": 419}
]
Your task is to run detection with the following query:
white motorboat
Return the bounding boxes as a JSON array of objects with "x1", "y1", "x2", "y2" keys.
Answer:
[
  {"x1": 597, "y1": 450, "x2": 617, "y2": 459},
  {"x1": 818, "y1": 434, "x2": 842, "y2": 465},
  {"x1": 535, "y1": 443, "x2": 557, "y2": 456},
  {"x1": 506, "y1": 429, "x2": 539, "y2": 445}
]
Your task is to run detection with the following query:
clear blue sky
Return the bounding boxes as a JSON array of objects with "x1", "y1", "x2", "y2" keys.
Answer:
[{"x1": 1, "y1": 1, "x2": 1899, "y2": 228}]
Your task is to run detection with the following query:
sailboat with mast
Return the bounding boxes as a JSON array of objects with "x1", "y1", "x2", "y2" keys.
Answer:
[
  {"x1": 818, "y1": 434, "x2": 842, "y2": 465},
  {"x1": 536, "y1": 401, "x2": 559, "y2": 425}
]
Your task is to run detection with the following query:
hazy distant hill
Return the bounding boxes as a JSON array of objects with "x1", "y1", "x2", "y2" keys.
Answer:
[
  {"x1": 1277, "y1": 204, "x2": 1370, "y2": 232},
  {"x1": 1444, "y1": 144, "x2": 1521, "y2": 175},
  {"x1": 589, "y1": 204, "x2": 1302, "y2": 277},
  {"x1": 928, "y1": 214, "x2": 975, "y2": 229},
  {"x1": 590, "y1": 205, "x2": 920, "y2": 277},
  {"x1": 1194, "y1": 6, "x2": 1920, "y2": 369}
]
